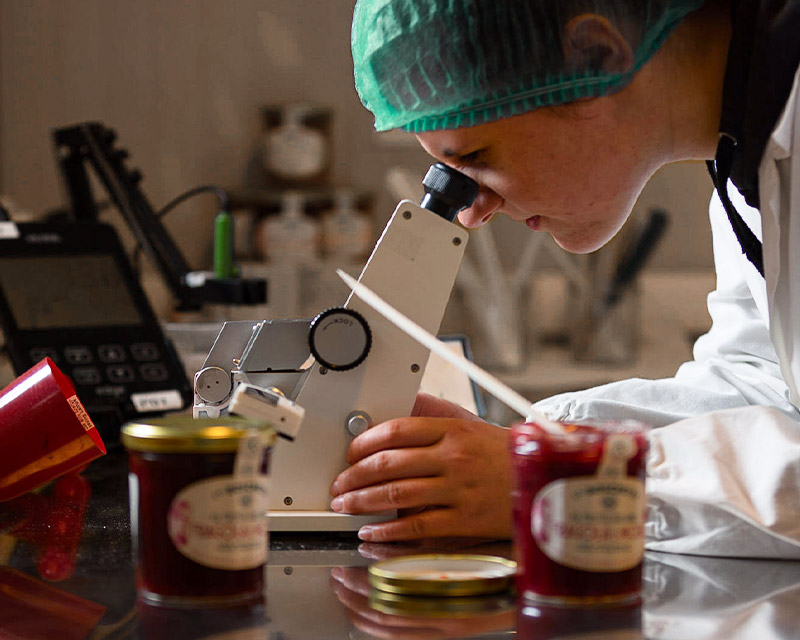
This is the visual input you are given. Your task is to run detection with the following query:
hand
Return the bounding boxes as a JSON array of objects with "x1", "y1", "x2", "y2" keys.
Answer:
[
  {"x1": 355, "y1": 539, "x2": 514, "y2": 563},
  {"x1": 330, "y1": 393, "x2": 514, "y2": 542}
]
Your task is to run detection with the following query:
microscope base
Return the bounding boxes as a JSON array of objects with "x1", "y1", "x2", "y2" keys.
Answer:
[{"x1": 268, "y1": 510, "x2": 394, "y2": 533}]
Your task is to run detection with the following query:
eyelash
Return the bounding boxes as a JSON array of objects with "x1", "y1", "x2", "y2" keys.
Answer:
[
  {"x1": 459, "y1": 151, "x2": 481, "y2": 163},
  {"x1": 457, "y1": 151, "x2": 490, "y2": 170}
]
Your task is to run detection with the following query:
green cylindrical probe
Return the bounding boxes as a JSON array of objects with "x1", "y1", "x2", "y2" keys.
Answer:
[{"x1": 213, "y1": 210, "x2": 238, "y2": 279}]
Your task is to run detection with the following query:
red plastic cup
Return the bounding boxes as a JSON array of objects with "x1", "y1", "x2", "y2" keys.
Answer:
[
  {"x1": 510, "y1": 419, "x2": 649, "y2": 606},
  {"x1": 0, "y1": 358, "x2": 106, "y2": 502}
]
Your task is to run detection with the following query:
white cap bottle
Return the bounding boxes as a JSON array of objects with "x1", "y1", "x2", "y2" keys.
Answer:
[
  {"x1": 321, "y1": 190, "x2": 372, "y2": 262},
  {"x1": 260, "y1": 191, "x2": 319, "y2": 263},
  {"x1": 263, "y1": 104, "x2": 327, "y2": 182}
]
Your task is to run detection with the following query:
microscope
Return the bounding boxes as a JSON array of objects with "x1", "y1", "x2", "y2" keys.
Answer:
[{"x1": 193, "y1": 163, "x2": 479, "y2": 531}]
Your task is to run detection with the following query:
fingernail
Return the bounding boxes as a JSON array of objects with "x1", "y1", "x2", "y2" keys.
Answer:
[
  {"x1": 331, "y1": 496, "x2": 343, "y2": 512},
  {"x1": 358, "y1": 526, "x2": 374, "y2": 541},
  {"x1": 330, "y1": 481, "x2": 339, "y2": 496}
]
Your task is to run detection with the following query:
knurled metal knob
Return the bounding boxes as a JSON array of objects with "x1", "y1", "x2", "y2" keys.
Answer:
[{"x1": 420, "y1": 162, "x2": 480, "y2": 221}]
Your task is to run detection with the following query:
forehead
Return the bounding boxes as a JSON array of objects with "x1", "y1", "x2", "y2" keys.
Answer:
[{"x1": 414, "y1": 110, "x2": 550, "y2": 156}]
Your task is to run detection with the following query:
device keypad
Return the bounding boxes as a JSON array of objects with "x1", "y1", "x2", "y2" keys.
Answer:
[
  {"x1": 31, "y1": 342, "x2": 174, "y2": 392},
  {"x1": 29, "y1": 347, "x2": 59, "y2": 364},
  {"x1": 64, "y1": 346, "x2": 93, "y2": 364},
  {"x1": 98, "y1": 344, "x2": 126, "y2": 363},
  {"x1": 106, "y1": 364, "x2": 135, "y2": 383},
  {"x1": 139, "y1": 362, "x2": 169, "y2": 382},
  {"x1": 131, "y1": 342, "x2": 160, "y2": 361},
  {"x1": 71, "y1": 366, "x2": 102, "y2": 385}
]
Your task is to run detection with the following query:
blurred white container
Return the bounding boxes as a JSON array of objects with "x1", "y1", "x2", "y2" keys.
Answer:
[
  {"x1": 263, "y1": 103, "x2": 328, "y2": 183},
  {"x1": 321, "y1": 189, "x2": 372, "y2": 262},
  {"x1": 259, "y1": 191, "x2": 320, "y2": 263}
]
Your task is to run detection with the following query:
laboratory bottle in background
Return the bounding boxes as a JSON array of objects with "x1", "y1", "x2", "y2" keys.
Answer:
[
  {"x1": 321, "y1": 189, "x2": 372, "y2": 263},
  {"x1": 262, "y1": 103, "x2": 328, "y2": 184},
  {"x1": 259, "y1": 191, "x2": 320, "y2": 263}
]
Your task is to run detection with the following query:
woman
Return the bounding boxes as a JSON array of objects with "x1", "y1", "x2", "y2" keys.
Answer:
[{"x1": 331, "y1": 0, "x2": 800, "y2": 557}]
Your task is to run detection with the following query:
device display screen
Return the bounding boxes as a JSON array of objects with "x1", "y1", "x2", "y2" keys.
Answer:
[{"x1": 0, "y1": 254, "x2": 142, "y2": 330}]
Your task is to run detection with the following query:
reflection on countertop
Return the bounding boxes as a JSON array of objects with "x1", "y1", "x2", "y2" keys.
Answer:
[{"x1": 1, "y1": 450, "x2": 799, "y2": 639}]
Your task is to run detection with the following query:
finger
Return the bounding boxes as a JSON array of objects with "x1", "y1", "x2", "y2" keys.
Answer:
[
  {"x1": 356, "y1": 541, "x2": 434, "y2": 561},
  {"x1": 329, "y1": 574, "x2": 370, "y2": 613},
  {"x1": 346, "y1": 608, "x2": 443, "y2": 640},
  {"x1": 364, "y1": 536, "x2": 502, "y2": 552},
  {"x1": 332, "y1": 477, "x2": 451, "y2": 514},
  {"x1": 412, "y1": 392, "x2": 481, "y2": 421},
  {"x1": 356, "y1": 538, "x2": 487, "y2": 560},
  {"x1": 346, "y1": 419, "x2": 449, "y2": 464},
  {"x1": 330, "y1": 566, "x2": 371, "y2": 597},
  {"x1": 357, "y1": 507, "x2": 461, "y2": 543},
  {"x1": 330, "y1": 577, "x2": 443, "y2": 638},
  {"x1": 333, "y1": 447, "x2": 441, "y2": 496}
]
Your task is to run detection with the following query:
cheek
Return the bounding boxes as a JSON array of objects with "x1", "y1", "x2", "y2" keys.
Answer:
[
  {"x1": 478, "y1": 164, "x2": 553, "y2": 214},
  {"x1": 551, "y1": 145, "x2": 647, "y2": 221},
  {"x1": 550, "y1": 189, "x2": 639, "y2": 253},
  {"x1": 494, "y1": 168, "x2": 588, "y2": 217},
  {"x1": 494, "y1": 144, "x2": 592, "y2": 211},
  {"x1": 479, "y1": 132, "x2": 647, "y2": 228}
]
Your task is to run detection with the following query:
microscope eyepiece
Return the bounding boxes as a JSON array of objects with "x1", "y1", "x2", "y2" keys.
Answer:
[{"x1": 420, "y1": 163, "x2": 479, "y2": 222}]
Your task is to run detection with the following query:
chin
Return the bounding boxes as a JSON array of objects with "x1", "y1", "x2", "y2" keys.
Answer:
[
  {"x1": 550, "y1": 233, "x2": 609, "y2": 255},
  {"x1": 549, "y1": 216, "x2": 629, "y2": 254}
]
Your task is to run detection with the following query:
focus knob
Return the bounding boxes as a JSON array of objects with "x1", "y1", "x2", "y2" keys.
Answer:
[
  {"x1": 420, "y1": 162, "x2": 480, "y2": 221},
  {"x1": 194, "y1": 366, "x2": 232, "y2": 404},
  {"x1": 308, "y1": 307, "x2": 372, "y2": 371}
]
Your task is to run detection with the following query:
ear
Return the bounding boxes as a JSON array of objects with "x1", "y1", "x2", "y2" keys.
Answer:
[{"x1": 563, "y1": 14, "x2": 635, "y2": 74}]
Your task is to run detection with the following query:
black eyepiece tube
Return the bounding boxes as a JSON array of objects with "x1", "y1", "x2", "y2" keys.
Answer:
[{"x1": 420, "y1": 163, "x2": 479, "y2": 222}]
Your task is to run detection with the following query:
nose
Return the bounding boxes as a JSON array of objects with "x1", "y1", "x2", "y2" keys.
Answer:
[{"x1": 457, "y1": 187, "x2": 504, "y2": 228}]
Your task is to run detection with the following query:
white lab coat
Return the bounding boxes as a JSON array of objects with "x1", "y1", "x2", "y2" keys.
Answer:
[{"x1": 534, "y1": 68, "x2": 800, "y2": 558}]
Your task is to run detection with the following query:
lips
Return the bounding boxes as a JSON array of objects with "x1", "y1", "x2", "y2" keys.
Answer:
[{"x1": 525, "y1": 215, "x2": 541, "y2": 230}]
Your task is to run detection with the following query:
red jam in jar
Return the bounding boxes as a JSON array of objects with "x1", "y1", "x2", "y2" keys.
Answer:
[
  {"x1": 122, "y1": 416, "x2": 277, "y2": 608},
  {"x1": 510, "y1": 419, "x2": 649, "y2": 605}
]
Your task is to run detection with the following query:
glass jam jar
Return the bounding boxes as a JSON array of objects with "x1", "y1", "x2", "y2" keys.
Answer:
[
  {"x1": 510, "y1": 419, "x2": 649, "y2": 606},
  {"x1": 122, "y1": 416, "x2": 277, "y2": 608}
]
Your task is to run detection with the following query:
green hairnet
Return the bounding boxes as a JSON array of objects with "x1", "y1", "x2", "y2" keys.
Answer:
[{"x1": 352, "y1": 0, "x2": 705, "y2": 132}]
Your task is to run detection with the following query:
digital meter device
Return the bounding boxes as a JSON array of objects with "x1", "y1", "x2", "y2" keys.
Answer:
[{"x1": 0, "y1": 220, "x2": 192, "y2": 443}]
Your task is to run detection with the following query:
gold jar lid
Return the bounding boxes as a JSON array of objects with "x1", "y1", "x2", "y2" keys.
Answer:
[
  {"x1": 368, "y1": 554, "x2": 517, "y2": 597},
  {"x1": 369, "y1": 589, "x2": 515, "y2": 618},
  {"x1": 121, "y1": 415, "x2": 277, "y2": 453}
]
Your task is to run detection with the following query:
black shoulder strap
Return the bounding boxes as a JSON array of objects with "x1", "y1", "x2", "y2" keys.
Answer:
[
  {"x1": 706, "y1": 141, "x2": 764, "y2": 276},
  {"x1": 709, "y1": 0, "x2": 800, "y2": 278}
]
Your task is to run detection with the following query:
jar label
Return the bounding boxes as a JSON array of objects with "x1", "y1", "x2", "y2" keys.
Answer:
[
  {"x1": 168, "y1": 475, "x2": 270, "y2": 570},
  {"x1": 66, "y1": 394, "x2": 96, "y2": 432},
  {"x1": 531, "y1": 476, "x2": 645, "y2": 572}
]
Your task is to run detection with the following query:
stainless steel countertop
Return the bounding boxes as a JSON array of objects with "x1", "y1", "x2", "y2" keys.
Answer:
[{"x1": 1, "y1": 450, "x2": 799, "y2": 639}]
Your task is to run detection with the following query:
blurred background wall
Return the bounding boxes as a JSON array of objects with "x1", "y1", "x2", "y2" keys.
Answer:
[
  {"x1": 0, "y1": 0, "x2": 717, "y2": 406},
  {"x1": 0, "y1": 0, "x2": 714, "y2": 265}
]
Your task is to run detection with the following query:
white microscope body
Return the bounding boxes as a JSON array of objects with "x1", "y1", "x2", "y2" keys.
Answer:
[{"x1": 193, "y1": 165, "x2": 475, "y2": 531}]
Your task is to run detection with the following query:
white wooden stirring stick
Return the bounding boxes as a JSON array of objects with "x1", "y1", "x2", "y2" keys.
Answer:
[{"x1": 337, "y1": 269, "x2": 563, "y2": 435}]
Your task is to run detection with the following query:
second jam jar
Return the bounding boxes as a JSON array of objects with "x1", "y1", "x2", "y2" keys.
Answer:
[
  {"x1": 122, "y1": 416, "x2": 277, "y2": 608},
  {"x1": 510, "y1": 419, "x2": 649, "y2": 606}
]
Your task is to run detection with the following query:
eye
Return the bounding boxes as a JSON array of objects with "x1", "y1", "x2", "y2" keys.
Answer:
[{"x1": 455, "y1": 148, "x2": 489, "y2": 168}]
